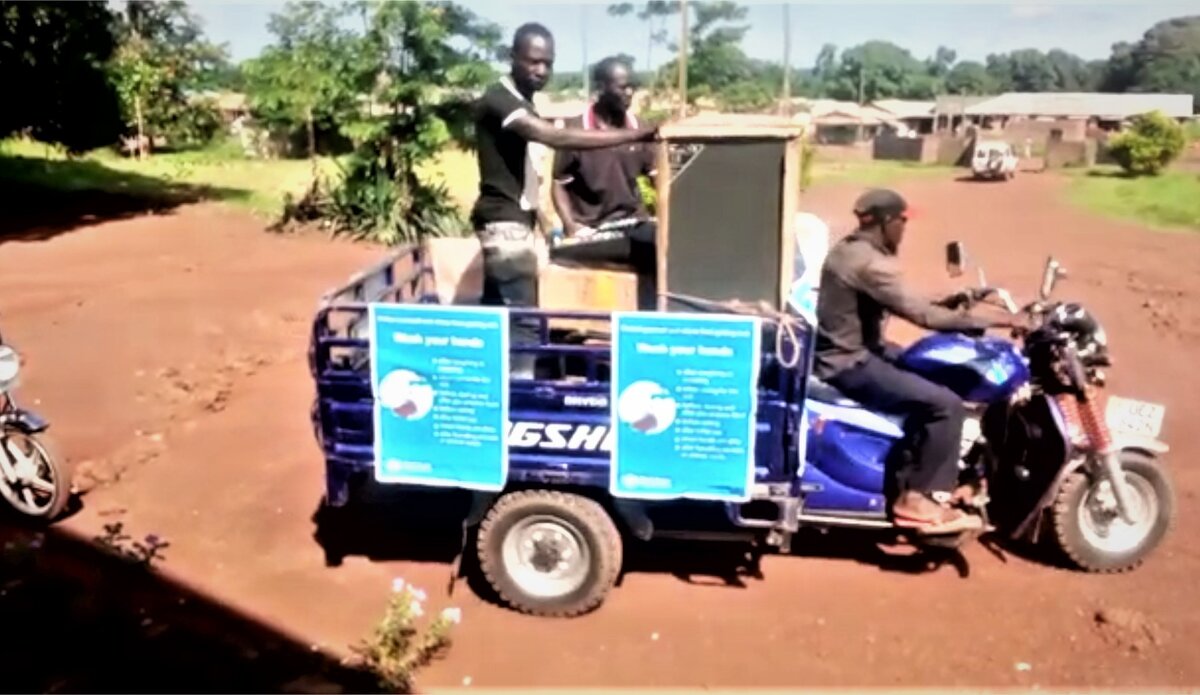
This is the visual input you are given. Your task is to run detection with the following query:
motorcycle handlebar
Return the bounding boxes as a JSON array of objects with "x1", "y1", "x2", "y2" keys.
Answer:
[{"x1": 939, "y1": 286, "x2": 1019, "y2": 314}]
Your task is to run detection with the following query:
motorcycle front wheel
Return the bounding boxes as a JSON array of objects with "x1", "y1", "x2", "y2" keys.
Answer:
[
  {"x1": 0, "y1": 428, "x2": 73, "y2": 521},
  {"x1": 1050, "y1": 450, "x2": 1174, "y2": 573}
]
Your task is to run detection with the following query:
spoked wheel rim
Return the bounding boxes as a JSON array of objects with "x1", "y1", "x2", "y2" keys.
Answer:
[
  {"x1": 1078, "y1": 472, "x2": 1158, "y2": 555},
  {"x1": 0, "y1": 430, "x2": 62, "y2": 517},
  {"x1": 500, "y1": 514, "x2": 591, "y2": 599}
]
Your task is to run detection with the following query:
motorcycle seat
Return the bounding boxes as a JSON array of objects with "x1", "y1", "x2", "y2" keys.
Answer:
[
  {"x1": 805, "y1": 377, "x2": 907, "y2": 438},
  {"x1": 806, "y1": 376, "x2": 864, "y2": 408}
]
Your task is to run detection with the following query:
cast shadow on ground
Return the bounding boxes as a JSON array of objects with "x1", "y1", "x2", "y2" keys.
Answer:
[
  {"x1": 0, "y1": 155, "x2": 249, "y2": 243},
  {"x1": 311, "y1": 484, "x2": 995, "y2": 611},
  {"x1": 955, "y1": 174, "x2": 1011, "y2": 183},
  {"x1": 0, "y1": 519, "x2": 386, "y2": 694},
  {"x1": 1084, "y1": 169, "x2": 1137, "y2": 179}
]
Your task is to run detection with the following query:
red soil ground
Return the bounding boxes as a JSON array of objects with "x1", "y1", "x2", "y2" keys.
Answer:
[{"x1": 2, "y1": 171, "x2": 1199, "y2": 691}]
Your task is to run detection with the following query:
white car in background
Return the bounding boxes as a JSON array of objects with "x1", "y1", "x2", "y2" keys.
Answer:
[{"x1": 971, "y1": 140, "x2": 1019, "y2": 180}]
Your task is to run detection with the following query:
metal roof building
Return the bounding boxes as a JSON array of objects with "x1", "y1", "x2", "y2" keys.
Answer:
[
  {"x1": 963, "y1": 92, "x2": 1194, "y2": 120},
  {"x1": 870, "y1": 99, "x2": 936, "y2": 120}
]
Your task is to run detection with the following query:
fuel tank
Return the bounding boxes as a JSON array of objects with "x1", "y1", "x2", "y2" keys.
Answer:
[{"x1": 897, "y1": 333, "x2": 1030, "y2": 404}]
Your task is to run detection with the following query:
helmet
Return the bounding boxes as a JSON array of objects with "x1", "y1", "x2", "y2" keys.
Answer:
[{"x1": 853, "y1": 189, "x2": 910, "y2": 225}]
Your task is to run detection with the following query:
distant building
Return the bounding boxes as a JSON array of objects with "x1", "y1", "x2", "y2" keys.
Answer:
[
  {"x1": 869, "y1": 99, "x2": 936, "y2": 135},
  {"x1": 934, "y1": 92, "x2": 1194, "y2": 135}
]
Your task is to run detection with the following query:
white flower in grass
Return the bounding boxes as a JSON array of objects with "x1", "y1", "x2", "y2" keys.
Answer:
[
  {"x1": 441, "y1": 607, "x2": 462, "y2": 625},
  {"x1": 391, "y1": 577, "x2": 407, "y2": 593}
]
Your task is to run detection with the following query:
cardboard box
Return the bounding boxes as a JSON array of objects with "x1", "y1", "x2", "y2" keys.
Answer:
[
  {"x1": 539, "y1": 263, "x2": 637, "y2": 312},
  {"x1": 421, "y1": 236, "x2": 636, "y2": 312}
]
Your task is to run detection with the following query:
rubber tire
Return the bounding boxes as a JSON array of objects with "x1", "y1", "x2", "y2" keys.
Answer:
[
  {"x1": 1050, "y1": 450, "x2": 1174, "y2": 573},
  {"x1": 476, "y1": 490, "x2": 622, "y2": 618},
  {"x1": 0, "y1": 429, "x2": 73, "y2": 522}
]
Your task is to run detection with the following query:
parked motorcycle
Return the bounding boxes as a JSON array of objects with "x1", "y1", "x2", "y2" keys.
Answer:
[
  {"x1": 802, "y1": 242, "x2": 1173, "y2": 572},
  {"x1": 0, "y1": 333, "x2": 72, "y2": 521}
]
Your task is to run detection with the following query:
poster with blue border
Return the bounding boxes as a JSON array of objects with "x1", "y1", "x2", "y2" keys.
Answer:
[
  {"x1": 368, "y1": 303, "x2": 509, "y2": 491},
  {"x1": 610, "y1": 312, "x2": 762, "y2": 502}
]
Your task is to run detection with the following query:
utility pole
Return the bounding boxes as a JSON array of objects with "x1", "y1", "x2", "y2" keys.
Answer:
[
  {"x1": 678, "y1": 0, "x2": 689, "y2": 117},
  {"x1": 780, "y1": 2, "x2": 791, "y2": 116},
  {"x1": 581, "y1": 5, "x2": 590, "y2": 97},
  {"x1": 856, "y1": 65, "x2": 866, "y2": 141}
]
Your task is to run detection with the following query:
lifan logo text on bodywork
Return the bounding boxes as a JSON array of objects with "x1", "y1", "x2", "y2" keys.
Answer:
[{"x1": 506, "y1": 422, "x2": 613, "y2": 452}]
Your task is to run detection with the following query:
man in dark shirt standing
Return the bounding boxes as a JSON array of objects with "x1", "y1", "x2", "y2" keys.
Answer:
[
  {"x1": 472, "y1": 23, "x2": 657, "y2": 378},
  {"x1": 814, "y1": 189, "x2": 1024, "y2": 535}
]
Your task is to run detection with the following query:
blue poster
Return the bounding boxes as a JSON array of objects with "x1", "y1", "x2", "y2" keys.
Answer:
[
  {"x1": 368, "y1": 304, "x2": 509, "y2": 491},
  {"x1": 610, "y1": 312, "x2": 762, "y2": 502}
]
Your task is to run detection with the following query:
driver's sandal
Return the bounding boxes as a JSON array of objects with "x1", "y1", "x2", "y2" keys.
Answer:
[{"x1": 892, "y1": 492, "x2": 985, "y2": 536}]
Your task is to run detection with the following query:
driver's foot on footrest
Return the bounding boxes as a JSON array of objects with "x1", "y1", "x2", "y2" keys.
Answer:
[{"x1": 892, "y1": 491, "x2": 985, "y2": 536}]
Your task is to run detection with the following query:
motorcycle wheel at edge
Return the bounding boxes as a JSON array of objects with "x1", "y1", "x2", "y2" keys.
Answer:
[
  {"x1": 0, "y1": 427, "x2": 73, "y2": 522},
  {"x1": 1049, "y1": 449, "x2": 1174, "y2": 573}
]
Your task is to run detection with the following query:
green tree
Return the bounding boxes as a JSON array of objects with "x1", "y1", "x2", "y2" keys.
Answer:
[
  {"x1": 284, "y1": 1, "x2": 500, "y2": 244},
  {"x1": 927, "y1": 45, "x2": 957, "y2": 78},
  {"x1": 829, "y1": 41, "x2": 928, "y2": 102},
  {"x1": 608, "y1": 1, "x2": 679, "y2": 79},
  {"x1": 984, "y1": 48, "x2": 1098, "y2": 92},
  {"x1": 1103, "y1": 16, "x2": 1200, "y2": 109},
  {"x1": 1046, "y1": 49, "x2": 1100, "y2": 91},
  {"x1": 109, "y1": 1, "x2": 228, "y2": 156},
  {"x1": 1107, "y1": 110, "x2": 1187, "y2": 176},
  {"x1": 655, "y1": 1, "x2": 761, "y2": 109},
  {"x1": 0, "y1": 1, "x2": 124, "y2": 152},
  {"x1": 986, "y1": 50, "x2": 1057, "y2": 92},
  {"x1": 242, "y1": 1, "x2": 362, "y2": 163},
  {"x1": 945, "y1": 60, "x2": 997, "y2": 95}
]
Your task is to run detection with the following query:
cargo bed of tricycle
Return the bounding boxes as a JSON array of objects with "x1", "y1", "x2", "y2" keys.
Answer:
[{"x1": 308, "y1": 245, "x2": 815, "y2": 616}]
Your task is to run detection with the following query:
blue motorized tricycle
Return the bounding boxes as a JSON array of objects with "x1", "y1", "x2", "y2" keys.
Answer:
[{"x1": 309, "y1": 241, "x2": 1173, "y2": 617}]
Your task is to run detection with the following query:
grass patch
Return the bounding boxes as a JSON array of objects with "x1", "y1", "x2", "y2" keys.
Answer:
[
  {"x1": 0, "y1": 137, "x2": 484, "y2": 221},
  {"x1": 807, "y1": 159, "x2": 956, "y2": 188},
  {"x1": 1067, "y1": 166, "x2": 1200, "y2": 231}
]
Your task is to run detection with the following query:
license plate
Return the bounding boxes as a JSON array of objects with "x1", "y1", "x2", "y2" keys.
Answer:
[{"x1": 1105, "y1": 396, "x2": 1166, "y2": 439}]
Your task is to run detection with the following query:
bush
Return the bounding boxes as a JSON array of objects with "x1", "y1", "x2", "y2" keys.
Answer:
[
  {"x1": 637, "y1": 174, "x2": 657, "y2": 214},
  {"x1": 799, "y1": 138, "x2": 816, "y2": 191},
  {"x1": 277, "y1": 153, "x2": 467, "y2": 244},
  {"x1": 159, "y1": 98, "x2": 225, "y2": 150},
  {"x1": 355, "y1": 578, "x2": 462, "y2": 693},
  {"x1": 1107, "y1": 111, "x2": 1186, "y2": 176}
]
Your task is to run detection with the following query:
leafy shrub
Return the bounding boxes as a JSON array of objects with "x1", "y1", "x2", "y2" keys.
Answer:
[
  {"x1": 637, "y1": 174, "x2": 657, "y2": 214},
  {"x1": 1107, "y1": 111, "x2": 1186, "y2": 176},
  {"x1": 717, "y1": 80, "x2": 775, "y2": 114},
  {"x1": 355, "y1": 578, "x2": 462, "y2": 693},
  {"x1": 799, "y1": 138, "x2": 816, "y2": 191},
  {"x1": 278, "y1": 152, "x2": 467, "y2": 244}
]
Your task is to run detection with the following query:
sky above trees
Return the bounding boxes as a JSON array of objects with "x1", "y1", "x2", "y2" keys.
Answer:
[{"x1": 193, "y1": 1, "x2": 1200, "y2": 71}]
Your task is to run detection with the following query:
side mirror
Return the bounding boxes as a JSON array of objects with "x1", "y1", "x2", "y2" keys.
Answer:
[
  {"x1": 945, "y1": 241, "x2": 966, "y2": 278},
  {"x1": 1039, "y1": 256, "x2": 1066, "y2": 299}
]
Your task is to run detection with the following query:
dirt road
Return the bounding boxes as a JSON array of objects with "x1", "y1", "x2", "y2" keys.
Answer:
[{"x1": 2, "y1": 172, "x2": 1199, "y2": 690}]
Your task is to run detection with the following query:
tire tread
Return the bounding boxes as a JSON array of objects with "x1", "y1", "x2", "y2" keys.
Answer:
[
  {"x1": 477, "y1": 489, "x2": 622, "y2": 618},
  {"x1": 1050, "y1": 451, "x2": 1172, "y2": 574}
]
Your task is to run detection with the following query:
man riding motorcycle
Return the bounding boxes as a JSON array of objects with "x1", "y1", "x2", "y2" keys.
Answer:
[{"x1": 813, "y1": 189, "x2": 1025, "y2": 535}]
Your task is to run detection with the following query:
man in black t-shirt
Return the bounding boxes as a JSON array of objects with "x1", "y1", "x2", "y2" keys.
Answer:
[
  {"x1": 471, "y1": 22, "x2": 658, "y2": 378},
  {"x1": 550, "y1": 56, "x2": 659, "y2": 310},
  {"x1": 551, "y1": 56, "x2": 657, "y2": 237}
]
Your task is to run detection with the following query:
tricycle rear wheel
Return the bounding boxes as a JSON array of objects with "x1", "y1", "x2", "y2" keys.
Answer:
[{"x1": 477, "y1": 489, "x2": 622, "y2": 617}]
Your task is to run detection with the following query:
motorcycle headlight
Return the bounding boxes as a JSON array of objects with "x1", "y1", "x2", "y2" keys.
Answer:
[{"x1": 0, "y1": 345, "x2": 20, "y2": 389}]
